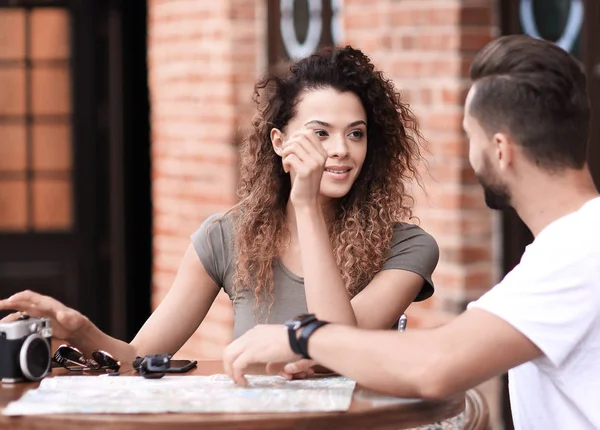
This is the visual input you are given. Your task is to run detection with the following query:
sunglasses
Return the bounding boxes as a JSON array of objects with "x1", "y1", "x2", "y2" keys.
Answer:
[{"x1": 53, "y1": 344, "x2": 121, "y2": 373}]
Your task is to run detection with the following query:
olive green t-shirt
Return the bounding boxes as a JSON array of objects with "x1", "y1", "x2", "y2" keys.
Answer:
[{"x1": 191, "y1": 213, "x2": 439, "y2": 339}]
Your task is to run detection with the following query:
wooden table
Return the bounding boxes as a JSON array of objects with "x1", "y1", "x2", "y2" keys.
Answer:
[{"x1": 0, "y1": 360, "x2": 465, "y2": 430}]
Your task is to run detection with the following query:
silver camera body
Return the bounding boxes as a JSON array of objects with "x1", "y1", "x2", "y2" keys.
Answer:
[{"x1": 0, "y1": 316, "x2": 53, "y2": 383}]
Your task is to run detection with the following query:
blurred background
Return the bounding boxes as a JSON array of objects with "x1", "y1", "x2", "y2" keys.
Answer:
[{"x1": 0, "y1": 1, "x2": 598, "y2": 428}]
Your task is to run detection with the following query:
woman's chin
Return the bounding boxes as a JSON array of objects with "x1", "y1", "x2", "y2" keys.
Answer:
[{"x1": 319, "y1": 184, "x2": 352, "y2": 200}]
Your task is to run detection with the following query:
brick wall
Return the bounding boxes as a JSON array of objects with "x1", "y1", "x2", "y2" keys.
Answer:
[
  {"x1": 148, "y1": 0, "x2": 264, "y2": 359},
  {"x1": 339, "y1": 1, "x2": 502, "y2": 426},
  {"x1": 341, "y1": 0, "x2": 498, "y2": 327}
]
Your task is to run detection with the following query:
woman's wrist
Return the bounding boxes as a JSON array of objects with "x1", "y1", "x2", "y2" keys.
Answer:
[
  {"x1": 293, "y1": 200, "x2": 322, "y2": 216},
  {"x1": 67, "y1": 314, "x2": 94, "y2": 347}
]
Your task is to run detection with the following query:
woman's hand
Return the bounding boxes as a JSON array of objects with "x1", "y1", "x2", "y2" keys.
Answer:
[
  {"x1": 280, "y1": 130, "x2": 328, "y2": 208},
  {"x1": 0, "y1": 290, "x2": 89, "y2": 342}
]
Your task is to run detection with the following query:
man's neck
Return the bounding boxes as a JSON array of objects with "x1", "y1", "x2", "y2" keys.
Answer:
[{"x1": 511, "y1": 168, "x2": 599, "y2": 237}]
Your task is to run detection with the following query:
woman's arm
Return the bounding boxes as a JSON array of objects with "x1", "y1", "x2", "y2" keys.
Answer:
[
  {"x1": 295, "y1": 205, "x2": 357, "y2": 325},
  {"x1": 129, "y1": 244, "x2": 221, "y2": 357},
  {"x1": 297, "y1": 205, "x2": 433, "y2": 330}
]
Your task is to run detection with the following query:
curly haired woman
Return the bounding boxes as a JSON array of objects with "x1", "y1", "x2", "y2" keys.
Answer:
[{"x1": 0, "y1": 46, "x2": 439, "y2": 379}]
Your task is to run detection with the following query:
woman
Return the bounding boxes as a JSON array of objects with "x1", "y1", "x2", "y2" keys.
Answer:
[{"x1": 0, "y1": 46, "x2": 438, "y2": 378}]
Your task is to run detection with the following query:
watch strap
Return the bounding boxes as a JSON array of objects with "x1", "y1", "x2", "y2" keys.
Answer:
[
  {"x1": 286, "y1": 323, "x2": 304, "y2": 356},
  {"x1": 298, "y1": 320, "x2": 329, "y2": 359},
  {"x1": 285, "y1": 314, "x2": 317, "y2": 356}
]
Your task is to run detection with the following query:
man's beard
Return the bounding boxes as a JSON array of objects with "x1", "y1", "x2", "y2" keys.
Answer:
[
  {"x1": 476, "y1": 163, "x2": 512, "y2": 210},
  {"x1": 475, "y1": 157, "x2": 512, "y2": 210},
  {"x1": 481, "y1": 183, "x2": 511, "y2": 210}
]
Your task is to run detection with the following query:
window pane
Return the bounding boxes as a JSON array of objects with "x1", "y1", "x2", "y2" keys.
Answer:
[
  {"x1": 30, "y1": 8, "x2": 70, "y2": 60},
  {"x1": 32, "y1": 124, "x2": 71, "y2": 171},
  {"x1": 0, "y1": 124, "x2": 27, "y2": 172},
  {"x1": 32, "y1": 179, "x2": 72, "y2": 230},
  {"x1": 0, "y1": 67, "x2": 26, "y2": 115},
  {"x1": 0, "y1": 10, "x2": 26, "y2": 61},
  {"x1": 31, "y1": 67, "x2": 71, "y2": 115},
  {"x1": 0, "y1": 180, "x2": 27, "y2": 231}
]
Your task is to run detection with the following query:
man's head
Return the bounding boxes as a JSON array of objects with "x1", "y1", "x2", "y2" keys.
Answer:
[{"x1": 464, "y1": 34, "x2": 590, "y2": 210}]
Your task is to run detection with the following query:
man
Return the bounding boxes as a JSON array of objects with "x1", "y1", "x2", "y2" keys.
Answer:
[{"x1": 222, "y1": 35, "x2": 600, "y2": 429}]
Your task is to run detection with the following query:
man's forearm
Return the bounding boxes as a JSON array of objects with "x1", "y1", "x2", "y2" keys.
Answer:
[
  {"x1": 307, "y1": 324, "x2": 445, "y2": 399},
  {"x1": 295, "y1": 205, "x2": 357, "y2": 325}
]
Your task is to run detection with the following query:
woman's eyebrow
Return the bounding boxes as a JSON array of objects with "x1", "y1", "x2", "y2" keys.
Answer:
[
  {"x1": 348, "y1": 120, "x2": 367, "y2": 127},
  {"x1": 304, "y1": 120, "x2": 367, "y2": 127},
  {"x1": 304, "y1": 120, "x2": 331, "y2": 127}
]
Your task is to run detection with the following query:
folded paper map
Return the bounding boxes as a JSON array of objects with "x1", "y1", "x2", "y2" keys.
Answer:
[{"x1": 2, "y1": 374, "x2": 356, "y2": 415}]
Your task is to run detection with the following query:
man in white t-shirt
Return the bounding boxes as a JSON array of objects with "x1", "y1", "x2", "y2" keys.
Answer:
[{"x1": 222, "y1": 35, "x2": 600, "y2": 429}]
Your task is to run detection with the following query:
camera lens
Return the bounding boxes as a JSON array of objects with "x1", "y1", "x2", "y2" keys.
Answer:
[{"x1": 19, "y1": 334, "x2": 51, "y2": 381}]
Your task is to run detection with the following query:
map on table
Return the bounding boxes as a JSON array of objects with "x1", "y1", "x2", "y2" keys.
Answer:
[{"x1": 2, "y1": 374, "x2": 356, "y2": 415}]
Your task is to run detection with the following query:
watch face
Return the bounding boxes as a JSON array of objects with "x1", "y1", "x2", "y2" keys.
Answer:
[
  {"x1": 286, "y1": 313, "x2": 317, "y2": 330},
  {"x1": 292, "y1": 313, "x2": 314, "y2": 322}
]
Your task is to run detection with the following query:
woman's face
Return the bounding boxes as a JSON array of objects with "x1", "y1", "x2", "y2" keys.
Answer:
[{"x1": 275, "y1": 87, "x2": 368, "y2": 203}]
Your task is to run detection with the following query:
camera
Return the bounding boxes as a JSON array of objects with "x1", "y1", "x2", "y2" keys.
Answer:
[{"x1": 0, "y1": 315, "x2": 53, "y2": 383}]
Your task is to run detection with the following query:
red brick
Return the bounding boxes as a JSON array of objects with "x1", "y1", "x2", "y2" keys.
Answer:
[
  {"x1": 424, "y1": 110, "x2": 464, "y2": 133},
  {"x1": 433, "y1": 263, "x2": 494, "y2": 292},
  {"x1": 427, "y1": 211, "x2": 493, "y2": 239},
  {"x1": 428, "y1": 4, "x2": 462, "y2": 26},
  {"x1": 416, "y1": 30, "x2": 460, "y2": 51},
  {"x1": 431, "y1": 135, "x2": 470, "y2": 158},
  {"x1": 460, "y1": 27, "x2": 495, "y2": 52},
  {"x1": 389, "y1": 57, "x2": 422, "y2": 79},
  {"x1": 440, "y1": 83, "x2": 470, "y2": 105},
  {"x1": 461, "y1": 6, "x2": 494, "y2": 26}
]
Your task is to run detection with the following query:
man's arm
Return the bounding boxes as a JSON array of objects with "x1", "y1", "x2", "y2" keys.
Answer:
[{"x1": 307, "y1": 308, "x2": 542, "y2": 399}]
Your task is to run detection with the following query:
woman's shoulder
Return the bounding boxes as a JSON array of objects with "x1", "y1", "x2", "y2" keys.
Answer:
[
  {"x1": 192, "y1": 211, "x2": 238, "y2": 248},
  {"x1": 202, "y1": 212, "x2": 235, "y2": 233},
  {"x1": 391, "y1": 221, "x2": 438, "y2": 247}
]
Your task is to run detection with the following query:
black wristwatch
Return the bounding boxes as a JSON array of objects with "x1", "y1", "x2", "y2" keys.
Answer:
[
  {"x1": 285, "y1": 314, "x2": 317, "y2": 357},
  {"x1": 284, "y1": 314, "x2": 329, "y2": 359}
]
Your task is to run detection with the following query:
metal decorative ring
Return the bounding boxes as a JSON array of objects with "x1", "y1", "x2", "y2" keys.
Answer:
[
  {"x1": 519, "y1": 0, "x2": 584, "y2": 52},
  {"x1": 331, "y1": 0, "x2": 344, "y2": 45},
  {"x1": 280, "y1": 0, "x2": 323, "y2": 60}
]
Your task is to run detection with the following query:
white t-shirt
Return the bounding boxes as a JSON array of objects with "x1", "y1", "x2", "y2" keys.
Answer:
[{"x1": 468, "y1": 197, "x2": 600, "y2": 430}]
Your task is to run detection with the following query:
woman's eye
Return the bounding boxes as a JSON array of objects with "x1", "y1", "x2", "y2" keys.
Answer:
[
  {"x1": 349, "y1": 130, "x2": 364, "y2": 139},
  {"x1": 314, "y1": 130, "x2": 328, "y2": 137}
]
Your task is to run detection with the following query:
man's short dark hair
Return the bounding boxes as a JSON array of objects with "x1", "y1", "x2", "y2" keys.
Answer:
[{"x1": 469, "y1": 34, "x2": 590, "y2": 170}]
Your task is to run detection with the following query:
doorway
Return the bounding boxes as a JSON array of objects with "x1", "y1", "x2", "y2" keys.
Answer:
[{"x1": 0, "y1": 0, "x2": 151, "y2": 341}]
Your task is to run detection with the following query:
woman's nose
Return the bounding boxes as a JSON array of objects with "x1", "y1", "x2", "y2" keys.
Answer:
[{"x1": 327, "y1": 136, "x2": 349, "y2": 159}]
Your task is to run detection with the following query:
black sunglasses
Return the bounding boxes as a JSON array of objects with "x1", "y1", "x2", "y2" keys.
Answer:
[{"x1": 53, "y1": 344, "x2": 121, "y2": 373}]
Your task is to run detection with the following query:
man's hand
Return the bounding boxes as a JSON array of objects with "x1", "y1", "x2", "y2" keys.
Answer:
[
  {"x1": 266, "y1": 359, "x2": 316, "y2": 380},
  {"x1": 223, "y1": 324, "x2": 300, "y2": 386}
]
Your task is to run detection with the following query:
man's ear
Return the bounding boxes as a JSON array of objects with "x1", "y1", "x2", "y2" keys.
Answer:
[
  {"x1": 271, "y1": 128, "x2": 284, "y2": 156},
  {"x1": 494, "y1": 132, "x2": 513, "y2": 172}
]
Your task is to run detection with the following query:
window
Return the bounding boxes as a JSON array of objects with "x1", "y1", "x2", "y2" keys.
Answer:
[{"x1": 0, "y1": 4, "x2": 72, "y2": 232}]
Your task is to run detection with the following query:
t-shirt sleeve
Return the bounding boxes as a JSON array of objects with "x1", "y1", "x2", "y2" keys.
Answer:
[
  {"x1": 467, "y1": 243, "x2": 599, "y2": 367},
  {"x1": 190, "y1": 213, "x2": 229, "y2": 288},
  {"x1": 381, "y1": 223, "x2": 440, "y2": 301}
]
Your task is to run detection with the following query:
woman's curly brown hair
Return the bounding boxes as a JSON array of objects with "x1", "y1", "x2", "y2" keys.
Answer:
[{"x1": 231, "y1": 45, "x2": 424, "y2": 315}]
